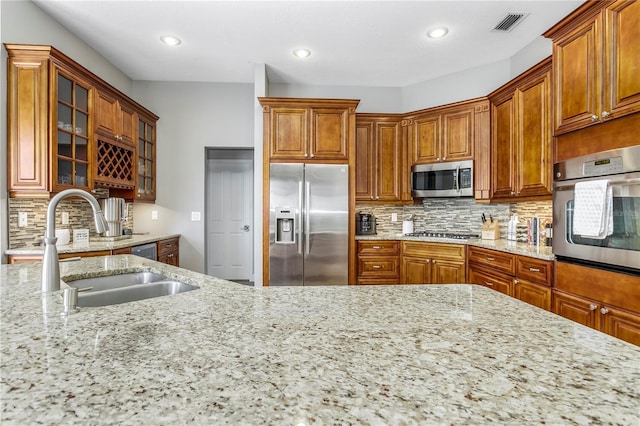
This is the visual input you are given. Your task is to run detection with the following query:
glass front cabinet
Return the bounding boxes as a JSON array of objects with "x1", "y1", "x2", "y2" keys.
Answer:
[{"x1": 5, "y1": 44, "x2": 158, "y2": 201}]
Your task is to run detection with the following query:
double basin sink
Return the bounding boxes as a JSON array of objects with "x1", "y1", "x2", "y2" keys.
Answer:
[{"x1": 66, "y1": 271, "x2": 199, "y2": 307}]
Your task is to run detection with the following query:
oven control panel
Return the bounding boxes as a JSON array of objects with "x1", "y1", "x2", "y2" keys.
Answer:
[{"x1": 583, "y1": 156, "x2": 623, "y2": 176}]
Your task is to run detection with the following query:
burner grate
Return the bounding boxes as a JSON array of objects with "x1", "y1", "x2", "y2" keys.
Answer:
[{"x1": 404, "y1": 232, "x2": 479, "y2": 240}]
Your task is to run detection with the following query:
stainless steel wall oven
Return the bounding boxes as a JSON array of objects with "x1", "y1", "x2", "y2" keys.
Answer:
[{"x1": 553, "y1": 145, "x2": 640, "y2": 274}]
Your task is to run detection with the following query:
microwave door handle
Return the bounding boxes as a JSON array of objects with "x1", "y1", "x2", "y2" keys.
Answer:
[{"x1": 455, "y1": 164, "x2": 460, "y2": 192}]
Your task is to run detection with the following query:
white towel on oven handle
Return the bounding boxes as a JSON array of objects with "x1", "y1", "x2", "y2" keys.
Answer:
[{"x1": 573, "y1": 179, "x2": 613, "y2": 239}]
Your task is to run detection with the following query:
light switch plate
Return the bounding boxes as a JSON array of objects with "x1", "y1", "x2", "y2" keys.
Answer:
[
  {"x1": 18, "y1": 212, "x2": 28, "y2": 227},
  {"x1": 391, "y1": 213, "x2": 398, "y2": 222},
  {"x1": 191, "y1": 211, "x2": 201, "y2": 221},
  {"x1": 62, "y1": 212, "x2": 70, "y2": 225},
  {"x1": 151, "y1": 210, "x2": 158, "y2": 220}
]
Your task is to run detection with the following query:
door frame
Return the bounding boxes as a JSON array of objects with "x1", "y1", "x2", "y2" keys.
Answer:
[{"x1": 204, "y1": 147, "x2": 254, "y2": 280}]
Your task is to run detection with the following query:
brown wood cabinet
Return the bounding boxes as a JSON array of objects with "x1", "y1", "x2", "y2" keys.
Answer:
[
  {"x1": 5, "y1": 44, "x2": 158, "y2": 201},
  {"x1": 400, "y1": 241, "x2": 466, "y2": 284},
  {"x1": 157, "y1": 237, "x2": 180, "y2": 266},
  {"x1": 95, "y1": 90, "x2": 136, "y2": 145},
  {"x1": 259, "y1": 98, "x2": 359, "y2": 162},
  {"x1": 356, "y1": 241, "x2": 400, "y2": 284},
  {"x1": 544, "y1": 0, "x2": 640, "y2": 135},
  {"x1": 135, "y1": 112, "x2": 157, "y2": 201},
  {"x1": 467, "y1": 245, "x2": 552, "y2": 310},
  {"x1": 553, "y1": 261, "x2": 640, "y2": 345},
  {"x1": 404, "y1": 98, "x2": 488, "y2": 166},
  {"x1": 355, "y1": 115, "x2": 405, "y2": 203},
  {"x1": 487, "y1": 57, "x2": 552, "y2": 202},
  {"x1": 8, "y1": 250, "x2": 112, "y2": 263}
]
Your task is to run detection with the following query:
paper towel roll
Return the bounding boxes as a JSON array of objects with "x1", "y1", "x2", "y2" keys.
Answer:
[
  {"x1": 402, "y1": 220, "x2": 414, "y2": 235},
  {"x1": 55, "y1": 229, "x2": 70, "y2": 246}
]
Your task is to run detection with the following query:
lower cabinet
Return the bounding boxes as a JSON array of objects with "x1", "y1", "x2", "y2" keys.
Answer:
[
  {"x1": 467, "y1": 245, "x2": 552, "y2": 311},
  {"x1": 400, "y1": 241, "x2": 465, "y2": 284},
  {"x1": 553, "y1": 261, "x2": 640, "y2": 346},
  {"x1": 157, "y1": 237, "x2": 180, "y2": 266},
  {"x1": 356, "y1": 240, "x2": 399, "y2": 284}
]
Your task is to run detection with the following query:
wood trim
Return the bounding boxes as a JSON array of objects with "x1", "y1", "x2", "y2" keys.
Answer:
[{"x1": 542, "y1": 0, "x2": 613, "y2": 40}]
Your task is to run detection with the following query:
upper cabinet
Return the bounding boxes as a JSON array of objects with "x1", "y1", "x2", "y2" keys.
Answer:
[
  {"x1": 136, "y1": 112, "x2": 157, "y2": 202},
  {"x1": 259, "y1": 97, "x2": 359, "y2": 162},
  {"x1": 544, "y1": 0, "x2": 640, "y2": 135},
  {"x1": 5, "y1": 44, "x2": 158, "y2": 201},
  {"x1": 487, "y1": 58, "x2": 552, "y2": 202},
  {"x1": 404, "y1": 99, "x2": 487, "y2": 165},
  {"x1": 355, "y1": 115, "x2": 405, "y2": 203}
]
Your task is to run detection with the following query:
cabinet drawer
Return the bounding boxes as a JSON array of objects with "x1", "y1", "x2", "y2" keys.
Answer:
[
  {"x1": 516, "y1": 256, "x2": 553, "y2": 286},
  {"x1": 467, "y1": 246, "x2": 515, "y2": 275},
  {"x1": 357, "y1": 240, "x2": 399, "y2": 256},
  {"x1": 157, "y1": 237, "x2": 179, "y2": 256},
  {"x1": 357, "y1": 257, "x2": 400, "y2": 279},
  {"x1": 402, "y1": 241, "x2": 465, "y2": 260},
  {"x1": 468, "y1": 265, "x2": 513, "y2": 296}
]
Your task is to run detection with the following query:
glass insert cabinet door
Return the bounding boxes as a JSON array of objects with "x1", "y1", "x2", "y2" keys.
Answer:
[
  {"x1": 55, "y1": 67, "x2": 91, "y2": 189},
  {"x1": 137, "y1": 118, "x2": 155, "y2": 200}
]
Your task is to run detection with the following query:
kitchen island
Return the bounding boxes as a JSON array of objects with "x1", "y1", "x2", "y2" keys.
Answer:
[{"x1": 1, "y1": 256, "x2": 638, "y2": 424}]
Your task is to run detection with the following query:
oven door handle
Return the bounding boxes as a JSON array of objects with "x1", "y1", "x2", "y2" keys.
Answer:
[{"x1": 555, "y1": 177, "x2": 640, "y2": 191}]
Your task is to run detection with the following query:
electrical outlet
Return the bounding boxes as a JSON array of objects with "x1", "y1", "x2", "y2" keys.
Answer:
[
  {"x1": 191, "y1": 211, "x2": 201, "y2": 221},
  {"x1": 151, "y1": 210, "x2": 158, "y2": 220},
  {"x1": 391, "y1": 213, "x2": 398, "y2": 222},
  {"x1": 62, "y1": 211, "x2": 70, "y2": 225},
  {"x1": 18, "y1": 212, "x2": 28, "y2": 227}
]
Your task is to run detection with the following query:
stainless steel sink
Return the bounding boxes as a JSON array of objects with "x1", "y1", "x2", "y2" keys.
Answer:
[
  {"x1": 68, "y1": 271, "x2": 167, "y2": 292},
  {"x1": 65, "y1": 272, "x2": 200, "y2": 307}
]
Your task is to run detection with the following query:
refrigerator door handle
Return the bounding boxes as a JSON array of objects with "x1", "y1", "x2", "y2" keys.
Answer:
[
  {"x1": 305, "y1": 181, "x2": 311, "y2": 255},
  {"x1": 298, "y1": 181, "x2": 303, "y2": 254}
]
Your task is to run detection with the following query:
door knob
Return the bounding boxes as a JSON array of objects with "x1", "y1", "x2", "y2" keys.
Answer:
[{"x1": 242, "y1": 225, "x2": 250, "y2": 231}]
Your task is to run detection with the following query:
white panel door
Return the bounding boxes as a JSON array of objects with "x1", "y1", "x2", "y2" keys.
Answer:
[{"x1": 207, "y1": 158, "x2": 253, "y2": 280}]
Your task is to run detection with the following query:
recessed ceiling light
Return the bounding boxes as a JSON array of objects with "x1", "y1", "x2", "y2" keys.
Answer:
[
  {"x1": 293, "y1": 49, "x2": 311, "y2": 58},
  {"x1": 160, "y1": 35, "x2": 182, "y2": 46},
  {"x1": 427, "y1": 27, "x2": 449, "y2": 39}
]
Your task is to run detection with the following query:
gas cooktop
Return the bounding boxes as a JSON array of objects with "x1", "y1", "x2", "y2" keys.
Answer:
[{"x1": 404, "y1": 232, "x2": 480, "y2": 240}]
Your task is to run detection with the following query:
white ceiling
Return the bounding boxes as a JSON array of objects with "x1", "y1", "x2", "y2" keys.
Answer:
[{"x1": 33, "y1": 0, "x2": 584, "y2": 87}]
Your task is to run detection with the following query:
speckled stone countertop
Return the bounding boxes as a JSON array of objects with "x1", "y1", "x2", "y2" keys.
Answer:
[
  {"x1": 4, "y1": 234, "x2": 180, "y2": 256},
  {"x1": 2, "y1": 256, "x2": 638, "y2": 425},
  {"x1": 356, "y1": 233, "x2": 554, "y2": 260}
]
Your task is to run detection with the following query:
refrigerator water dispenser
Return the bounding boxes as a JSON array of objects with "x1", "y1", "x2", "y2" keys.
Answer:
[{"x1": 275, "y1": 208, "x2": 295, "y2": 244}]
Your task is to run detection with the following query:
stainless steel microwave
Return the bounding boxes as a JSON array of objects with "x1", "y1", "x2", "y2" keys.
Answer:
[{"x1": 411, "y1": 160, "x2": 473, "y2": 198}]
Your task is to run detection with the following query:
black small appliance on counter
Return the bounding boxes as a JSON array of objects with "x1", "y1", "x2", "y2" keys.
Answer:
[{"x1": 355, "y1": 212, "x2": 376, "y2": 235}]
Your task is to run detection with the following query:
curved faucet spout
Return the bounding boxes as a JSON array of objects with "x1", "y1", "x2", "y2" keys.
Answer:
[{"x1": 42, "y1": 189, "x2": 109, "y2": 293}]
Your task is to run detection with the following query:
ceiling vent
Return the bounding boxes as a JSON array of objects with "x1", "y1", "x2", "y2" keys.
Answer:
[{"x1": 492, "y1": 12, "x2": 529, "y2": 32}]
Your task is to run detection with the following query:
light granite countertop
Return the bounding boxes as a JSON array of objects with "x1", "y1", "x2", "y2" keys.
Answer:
[
  {"x1": 4, "y1": 234, "x2": 181, "y2": 256},
  {"x1": 356, "y1": 233, "x2": 554, "y2": 260},
  {"x1": 2, "y1": 256, "x2": 638, "y2": 425}
]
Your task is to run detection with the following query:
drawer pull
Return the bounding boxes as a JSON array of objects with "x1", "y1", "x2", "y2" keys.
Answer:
[
  {"x1": 528, "y1": 267, "x2": 541, "y2": 272},
  {"x1": 486, "y1": 257, "x2": 495, "y2": 261},
  {"x1": 372, "y1": 265, "x2": 382, "y2": 269},
  {"x1": 372, "y1": 246, "x2": 382, "y2": 249},
  {"x1": 484, "y1": 281, "x2": 494, "y2": 286},
  {"x1": 600, "y1": 307, "x2": 609, "y2": 315},
  {"x1": 589, "y1": 304, "x2": 598, "y2": 311}
]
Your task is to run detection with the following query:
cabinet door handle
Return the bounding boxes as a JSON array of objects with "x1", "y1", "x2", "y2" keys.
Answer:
[
  {"x1": 590, "y1": 114, "x2": 599, "y2": 122},
  {"x1": 589, "y1": 304, "x2": 598, "y2": 311},
  {"x1": 600, "y1": 307, "x2": 609, "y2": 315},
  {"x1": 528, "y1": 267, "x2": 541, "y2": 272},
  {"x1": 514, "y1": 279, "x2": 519, "y2": 285},
  {"x1": 601, "y1": 111, "x2": 610, "y2": 118},
  {"x1": 432, "y1": 259, "x2": 436, "y2": 264}
]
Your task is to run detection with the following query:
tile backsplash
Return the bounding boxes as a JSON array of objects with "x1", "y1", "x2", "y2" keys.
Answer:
[
  {"x1": 356, "y1": 198, "x2": 552, "y2": 242},
  {"x1": 8, "y1": 196, "x2": 134, "y2": 249}
]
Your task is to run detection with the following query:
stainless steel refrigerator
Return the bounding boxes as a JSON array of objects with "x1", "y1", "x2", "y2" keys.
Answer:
[{"x1": 269, "y1": 163, "x2": 349, "y2": 286}]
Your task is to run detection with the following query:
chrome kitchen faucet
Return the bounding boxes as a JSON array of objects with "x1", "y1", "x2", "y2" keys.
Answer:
[{"x1": 41, "y1": 189, "x2": 109, "y2": 293}]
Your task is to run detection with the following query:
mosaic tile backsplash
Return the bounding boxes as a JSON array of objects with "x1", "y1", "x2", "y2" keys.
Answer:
[
  {"x1": 8, "y1": 196, "x2": 135, "y2": 249},
  {"x1": 356, "y1": 199, "x2": 552, "y2": 242}
]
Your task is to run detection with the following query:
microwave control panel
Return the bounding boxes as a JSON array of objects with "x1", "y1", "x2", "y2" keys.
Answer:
[{"x1": 583, "y1": 156, "x2": 623, "y2": 176}]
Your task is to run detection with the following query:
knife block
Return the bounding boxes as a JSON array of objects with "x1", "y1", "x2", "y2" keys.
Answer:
[{"x1": 481, "y1": 220, "x2": 500, "y2": 240}]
